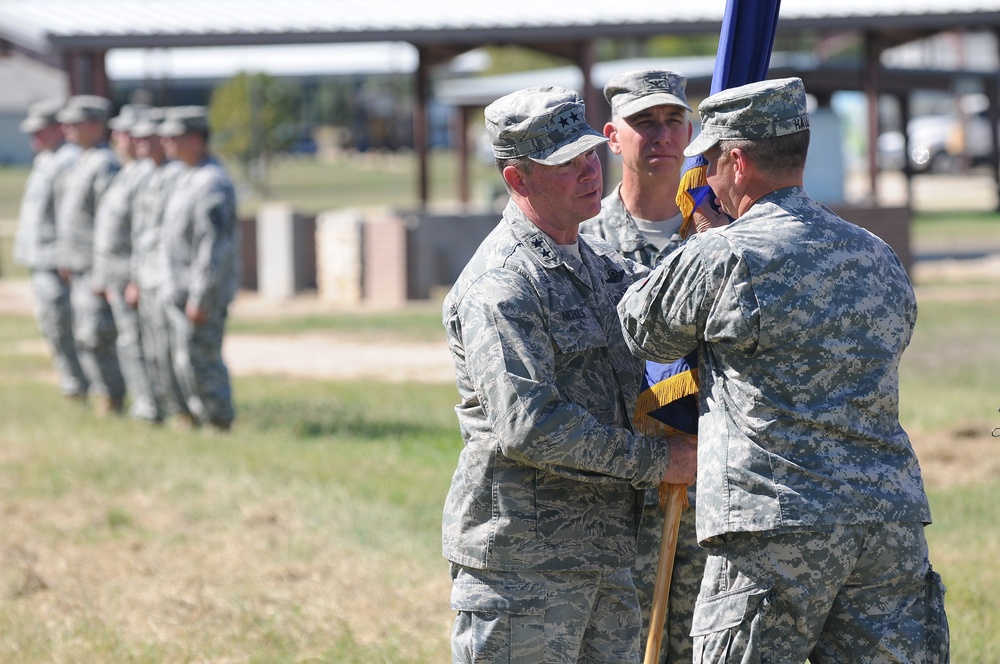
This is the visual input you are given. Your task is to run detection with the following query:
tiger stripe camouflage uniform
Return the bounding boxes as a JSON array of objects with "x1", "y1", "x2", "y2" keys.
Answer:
[
  {"x1": 618, "y1": 78, "x2": 949, "y2": 664},
  {"x1": 55, "y1": 96, "x2": 125, "y2": 411},
  {"x1": 93, "y1": 108, "x2": 159, "y2": 421},
  {"x1": 444, "y1": 87, "x2": 694, "y2": 664},
  {"x1": 13, "y1": 99, "x2": 87, "y2": 398}
]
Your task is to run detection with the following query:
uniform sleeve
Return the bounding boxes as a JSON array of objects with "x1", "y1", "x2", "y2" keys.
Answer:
[
  {"x1": 187, "y1": 181, "x2": 235, "y2": 311},
  {"x1": 460, "y1": 267, "x2": 669, "y2": 489}
]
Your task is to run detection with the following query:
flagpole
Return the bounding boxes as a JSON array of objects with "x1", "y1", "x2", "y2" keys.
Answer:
[{"x1": 643, "y1": 483, "x2": 689, "y2": 664}]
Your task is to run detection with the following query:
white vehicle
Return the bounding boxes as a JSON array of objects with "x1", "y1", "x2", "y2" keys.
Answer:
[{"x1": 878, "y1": 95, "x2": 996, "y2": 173}]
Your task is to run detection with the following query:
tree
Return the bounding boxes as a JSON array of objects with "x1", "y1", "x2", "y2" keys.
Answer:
[{"x1": 209, "y1": 71, "x2": 298, "y2": 191}]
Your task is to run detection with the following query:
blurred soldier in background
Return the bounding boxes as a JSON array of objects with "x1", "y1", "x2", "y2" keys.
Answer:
[
  {"x1": 55, "y1": 95, "x2": 125, "y2": 415},
  {"x1": 92, "y1": 104, "x2": 160, "y2": 422},
  {"x1": 128, "y1": 110, "x2": 192, "y2": 427},
  {"x1": 159, "y1": 107, "x2": 241, "y2": 432},
  {"x1": 13, "y1": 98, "x2": 87, "y2": 400}
]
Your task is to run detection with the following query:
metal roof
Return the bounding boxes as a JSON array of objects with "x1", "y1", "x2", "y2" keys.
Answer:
[{"x1": 4, "y1": 0, "x2": 1000, "y2": 58}]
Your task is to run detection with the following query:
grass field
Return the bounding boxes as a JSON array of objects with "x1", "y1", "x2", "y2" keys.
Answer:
[
  {"x1": 1, "y1": 154, "x2": 999, "y2": 661},
  {"x1": 1, "y1": 269, "x2": 999, "y2": 661}
]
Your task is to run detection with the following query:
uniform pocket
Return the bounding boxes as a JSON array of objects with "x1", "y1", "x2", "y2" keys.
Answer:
[
  {"x1": 691, "y1": 583, "x2": 770, "y2": 664},
  {"x1": 924, "y1": 567, "x2": 950, "y2": 664},
  {"x1": 451, "y1": 578, "x2": 547, "y2": 664}
]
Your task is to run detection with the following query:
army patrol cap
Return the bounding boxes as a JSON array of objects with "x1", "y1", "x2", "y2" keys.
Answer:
[
  {"x1": 56, "y1": 95, "x2": 113, "y2": 124},
  {"x1": 158, "y1": 106, "x2": 209, "y2": 137},
  {"x1": 18, "y1": 98, "x2": 64, "y2": 134},
  {"x1": 485, "y1": 86, "x2": 607, "y2": 166},
  {"x1": 108, "y1": 104, "x2": 152, "y2": 132},
  {"x1": 129, "y1": 108, "x2": 166, "y2": 139},
  {"x1": 604, "y1": 69, "x2": 692, "y2": 119},
  {"x1": 684, "y1": 77, "x2": 810, "y2": 157}
]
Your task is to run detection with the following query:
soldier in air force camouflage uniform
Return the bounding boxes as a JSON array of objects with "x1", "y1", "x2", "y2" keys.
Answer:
[
  {"x1": 159, "y1": 107, "x2": 240, "y2": 432},
  {"x1": 128, "y1": 110, "x2": 191, "y2": 426},
  {"x1": 13, "y1": 98, "x2": 87, "y2": 399},
  {"x1": 442, "y1": 86, "x2": 698, "y2": 664},
  {"x1": 618, "y1": 78, "x2": 949, "y2": 664},
  {"x1": 581, "y1": 69, "x2": 717, "y2": 664},
  {"x1": 55, "y1": 95, "x2": 125, "y2": 414},
  {"x1": 92, "y1": 104, "x2": 160, "y2": 422}
]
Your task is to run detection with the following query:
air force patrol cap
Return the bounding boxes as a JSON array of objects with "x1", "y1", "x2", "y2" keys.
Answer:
[
  {"x1": 684, "y1": 77, "x2": 810, "y2": 157},
  {"x1": 485, "y1": 86, "x2": 607, "y2": 166},
  {"x1": 157, "y1": 106, "x2": 209, "y2": 137},
  {"x1": 56, "y1": 95, "x2": 112, "y2": 124},
  {"x1": 604, "y1": 69, "x2": 692, "y2": 118}
]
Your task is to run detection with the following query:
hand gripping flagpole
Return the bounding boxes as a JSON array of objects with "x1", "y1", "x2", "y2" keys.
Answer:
[{"x1": 643, "y1": 2, "x2": 782, "y2": 662}]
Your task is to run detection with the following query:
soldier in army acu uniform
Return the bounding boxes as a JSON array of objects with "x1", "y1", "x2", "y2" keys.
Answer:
[
  {"x1": 55, "y1": 95, "x2": 125, "y2": 414},
  {"x1": 159, "y1": 107, "x2": 240, "y2": 432},
  {"x1": 13, "y1": 98, "x2": 87, "y2": 400},
  {"x1": 128, "y1": 110, "x2": 191, "y2": 426},
  {"x1": 92, "y1": 104, "x2": 160, "y2": 422},
  {"x1": 618, "y1": 78, "x2": 949, "y2": 664},
  {"x1": 441, "y1": 86, "x2": 697, "y2": 664},
  {"x1": 580, "y1": 69, "x2": 713, "y2": 664}
]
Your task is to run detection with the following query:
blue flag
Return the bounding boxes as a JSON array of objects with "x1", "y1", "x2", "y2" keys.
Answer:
[{"x1": 635, "y1": 0, "x2": 781, "y2": 438}]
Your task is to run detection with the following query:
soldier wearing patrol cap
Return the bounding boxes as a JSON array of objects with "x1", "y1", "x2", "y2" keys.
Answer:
[
  {"x1": 13, "y1": 98, "x2": 88, "y2": 400},
  {"x1": 619, "y1": 77, "x2": 949, "y2": 663},
  {"x1": 159, "y1": 106, "x2": 240, "y2": 431},
  {"x1": 442, "y1": 86, "x2": 696, "y2": 663},
  {"x1": 55, "y1": 94, "x2": 126, "y2": 414},
  {"x1": 92, "y1": 103, "x2": 161, "y2": 421},
  {"x1": 580, "y1": 69, "x2": 714, "y2": 664},
  {"x1": 127, "y1": 109, "x2": 191, "y2": 426}
]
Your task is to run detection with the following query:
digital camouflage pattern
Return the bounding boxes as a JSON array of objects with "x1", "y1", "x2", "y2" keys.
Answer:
[
  {"x1": 14, "y1": 141, "x2": 87, "y2": 397},
  {"x1": 56, "y1": 142, "x2": 124, "y2": 404},
  {"x1": 582, "y1": 178, "x2": 701, "y2": 664},
  {"x1": 14, "y1": 142, "x2": 80, "y2": 270},
  {"x1": 684, "y1": 77, "x2": 810, "y2": 158},
  {"x1": 132, "y1": 159, "x2": 189, "y2": 420},
  {"x1": 580, "y1": 184, "x2": 684, "y2": 268},
  {"x1": 691, "y1": 523, "x2": 949, "y2": 663},
  {"x1": 450, "y1": 564, "x2": 642, "y2": 663},
  {"x1": 161, "y1": 156, "x2": 240, "y2": 428},
  {"x1": 56, "y1": 144, "x2": 119, "y2": 273},
  {"x1": 618, "y1": 185, "x2": 932, "y2": 542},
  {"x1": 93, "y1": 158, "x2": 155, "y2": 290},
  {"x1": 604, "y1": 69, "x2": 691, "y2": 119},
  {"x1": 442, "y1": 198, "x2": 674, "y2": 573}
]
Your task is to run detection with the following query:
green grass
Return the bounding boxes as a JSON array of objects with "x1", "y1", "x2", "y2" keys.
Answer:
[
  {"x1": 1, "y1": 269, "x2": 999, "y2": 661},
  {"x1": 228, "y1": 305, "x2": 445, "y2": 341}
]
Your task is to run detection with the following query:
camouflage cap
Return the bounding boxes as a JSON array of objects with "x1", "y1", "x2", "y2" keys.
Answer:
[
  {"x1": 684, "y1": 77, "x2": 810, "y2": 157},
  {"x1": 485, "y1": 86, "x2": 607, "y2": 166},
  {"x1": 108, "y1": 104, "x2": 153, "y2": 132},
  {"x1": 56, "y1": 95, "x2": 113, "y2": 124},
  {"x1": 18, "y1": 98, "x2": 65, "y2": 134},
  {"x1": 158, "y1": 106, "x2": 209, "y2": 137},
  {"x1": 129, "y1": 108, "x2": 166, "y2": 139},
  {"x1": 604, "y1": 69, "x2": 691, "y2": 118}
]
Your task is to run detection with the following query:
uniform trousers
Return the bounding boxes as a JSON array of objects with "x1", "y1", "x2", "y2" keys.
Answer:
[
  {"x1": 29, "y1": 269, "x2": 87, "y2": 396},
  {"x1": 69, "y1": 269, "x2": 124, "y2": 402},
  {"x1": 691, "y1": 522, "x2": 949, "y2": 664},
  {"x1": 450, "y1": 563, "x2": 643, "y2": 664},
  {"x1": 107, "y1": 284, "x2": 157, "y2": 420},
  {"x1": 165, "y1": 300, "x2": 233, "y2": 428}
]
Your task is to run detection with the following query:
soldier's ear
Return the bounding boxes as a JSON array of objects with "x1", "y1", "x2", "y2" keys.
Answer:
[
  {"x1": 502, "y1": 165, "x2": 529, "y2": 196},
  {"x1": 604, "y1": 121, "x2": 622, "y2": 155}
]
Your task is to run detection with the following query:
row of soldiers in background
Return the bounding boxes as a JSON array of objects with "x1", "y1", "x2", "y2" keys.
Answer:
[{"x1": 13, "y1": 95, "x2": 241, "y2": 432}]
